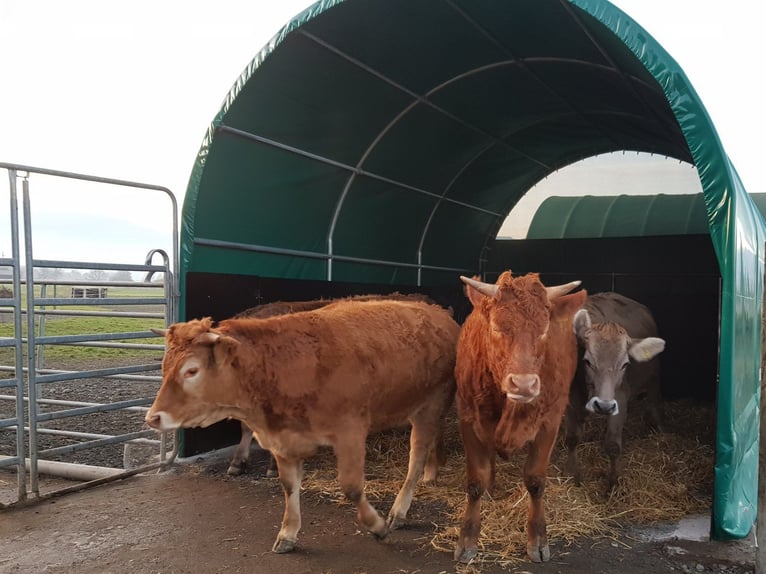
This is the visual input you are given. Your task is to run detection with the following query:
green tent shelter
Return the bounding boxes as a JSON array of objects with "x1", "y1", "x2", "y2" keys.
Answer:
[
  {"x1": 526, "y1": 193, "x2": 766, "y2": 239},
  {"x1": 179, "y1": 0, "x2": 765, "y2": 540}
]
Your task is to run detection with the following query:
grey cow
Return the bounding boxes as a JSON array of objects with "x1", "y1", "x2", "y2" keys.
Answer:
[{"x1": 564, "y1": 292, "x2": 666, "y2": 492}]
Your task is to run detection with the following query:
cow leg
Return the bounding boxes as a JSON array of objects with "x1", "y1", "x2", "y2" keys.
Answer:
[
  {"x1": 422, "y1": 388, "x2": 452, "y2": 485},
  {"x1": 272, "y1": 454, "x2": 304, "y2": 553},
  {"x1": 266, "y1": 453, "x2": 279, "y2": 477},
  {"x1": 335, "y1": 435, "x2": 388, "y2": 539},
  {"x1": 387, "y1": 417, "x2": 440, "y2": 530},
  {"x1": 646, "y1": 362, "x2": 665, "y2": 433},
  {"x1": 422, "y1": 423, "x2": 445, "y2": 486},
  {"x1": 604, "y1": 390, "x2": 629, "y2": 492},
  {"x1": 227, "y1": 422, "x2": 278, "y2": 478},
  {"x1": 226, "y1": 421, "x2": 254, "y2": 476},
  {"x1": 564, "y1": 401, "x2": 586, "y2": 485},
  {"x1": 524, "y1": 424, "x2": 559, "y2": 563},
  {"x1": 454, "y1": 420, "x2": 494, "y2": 564}
]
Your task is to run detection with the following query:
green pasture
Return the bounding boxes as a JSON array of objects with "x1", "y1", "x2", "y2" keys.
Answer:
[
  {"x1": 0, "y1": 285, "x2": 167, "y2": 366},
  {"x1": 14, "y1": 284, "x2": 166, "y2": 300}
]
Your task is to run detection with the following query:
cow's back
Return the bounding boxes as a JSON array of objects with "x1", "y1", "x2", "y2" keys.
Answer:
[
  {"x1": 222, "y1": 299, "x2": 459, "y2": 433},
  {"x1": 236, "y1": 299, "x2": 331, "y2": 318},
  {"x1": 236, "y1": 292, "x2": 441, "y2": 320},
  {"x1": 584, "y1": 292, "x2": 659, "y2": 339}
]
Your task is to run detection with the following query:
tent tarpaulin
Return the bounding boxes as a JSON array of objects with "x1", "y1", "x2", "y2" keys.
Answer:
[
  {"x1": 179, "y1": 0, "x2": 764, "y2": 540},
  {"x1": 526, "y1": 193, "x2": 766, "y2": 239}
]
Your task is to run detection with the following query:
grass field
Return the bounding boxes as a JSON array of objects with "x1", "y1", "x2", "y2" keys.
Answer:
[
  {"x1": 0, "y1": 284, "x2": 167, "y2": 365},
  {"x1": 5, "y1": 284, "x2": 167, "y2": 301}
]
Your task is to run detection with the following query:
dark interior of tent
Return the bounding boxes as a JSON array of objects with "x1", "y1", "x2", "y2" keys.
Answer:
[
  {"x1": 178, "y1": 0, "x2": 729, "y2": 458},
  {"x1": 181, "y1": 229, "x2": 722, "y2": 455}
]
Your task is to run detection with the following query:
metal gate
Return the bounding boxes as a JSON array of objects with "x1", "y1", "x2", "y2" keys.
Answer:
[{"x1": 0, "y1": 162, "x2": 179, "y2": 507}]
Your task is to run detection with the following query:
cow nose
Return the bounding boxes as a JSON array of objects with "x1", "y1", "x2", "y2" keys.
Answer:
[
  {"x1": 509, "y1": 374, "x2": 541, "y2": 398},
  {"x1": 587, "y1": 398, "x2": 619, "y2": 416},
  {"x1": 145, "y1": 413, "x2": 161, "y2": 429}
]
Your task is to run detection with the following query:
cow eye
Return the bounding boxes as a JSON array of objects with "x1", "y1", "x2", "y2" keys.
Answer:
[
  {"x1": 620, "y1": 362, "x2": 629, "y2": 371},
  {"x1": 582, "y1": 358, "x2": 592, "y2": 369},
  {"x1": 184, "y1": 367, "x2": 199, "y2": 378}
]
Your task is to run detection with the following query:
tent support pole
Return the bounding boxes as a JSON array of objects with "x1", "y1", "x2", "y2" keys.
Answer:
[{"x1": 757, "y1": 254, "x2": 766, "y2": 573}]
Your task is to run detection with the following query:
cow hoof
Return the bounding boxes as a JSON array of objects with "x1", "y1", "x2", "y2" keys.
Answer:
[
  {"x1": 226, "y1": 462, "x2": 245, "y2": 476},
  {"x1": 607, "y1": 477, "x2": 619, "y2": 493},
  {"x1": 386, "y1": 513, "x2": 405, "y2": 531},
  {"x1": 272, "y1": 538, "x2": 296, "y2": 554},
  {"x1": 527, "y1": 542, "x2": 550, "y2": 563},
  {"x1": 371, "y1": 523, "x2": 389, "y2": 540},
  {"x1": 454, "y1": 545, "x2": 478, "y2": 563}
]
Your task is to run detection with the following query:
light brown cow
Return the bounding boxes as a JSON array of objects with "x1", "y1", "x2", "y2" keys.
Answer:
[
  {"x1": 452, "y1": 271, "x2": 586, "y2": 564},
  {"x1": 146, "y1": 299, "x2": 459, "y2": 554},
  {"x1": 226, "y1": 292, "x2": 443, "y2": 478}
]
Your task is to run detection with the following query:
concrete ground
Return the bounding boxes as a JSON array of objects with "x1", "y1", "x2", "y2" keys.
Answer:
[{"x1": 632, "y1": 513, "x2": 755, "y2": 571}]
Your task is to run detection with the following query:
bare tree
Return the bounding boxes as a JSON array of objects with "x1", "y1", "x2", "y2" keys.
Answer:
[
  {"x1": 110, "y1": 270, "x2": 134, "y2": 282},
  {"x1": 84, "y1": 270, "x2": 107, "y2": 282},
  {"x1": 35, "y1": 267, "x2": 64, "y2": 281}
]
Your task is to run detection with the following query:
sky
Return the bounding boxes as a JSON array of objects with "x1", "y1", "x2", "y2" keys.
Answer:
[{"x1": 0, "y1": 0, "x2": 761, "y2": 265}]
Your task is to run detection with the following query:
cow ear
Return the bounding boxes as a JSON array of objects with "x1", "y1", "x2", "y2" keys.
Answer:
[
  {"x1": 211, "y1": 335, "x2": 240, "y2": 367},
  {"x1": 628, "y1": 337, "x2": 665, "y2": 362},
  {"x1": 464, "y1": 284, "x2": 485, "y2": 308},
  {"x1": 553, "y1": 289, "x2": 587, "y2": 320},
  {"x1": 573, "y1": 307, "x2": 592, "y2": 339},
  {"x1": 193, "y1": 332, "x2": 220, "y2": 346},
  {"x1": 460, "y1": 275, "x2": 497, "y2": 307}
]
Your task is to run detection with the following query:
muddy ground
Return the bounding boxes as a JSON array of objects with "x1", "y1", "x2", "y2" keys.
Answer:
[
  {"x1": 0, "y1": 447, "x2": 756, "y2": 574},
  {"x1": 0, "y1": 357, "x2": 757, "y2": 574}
]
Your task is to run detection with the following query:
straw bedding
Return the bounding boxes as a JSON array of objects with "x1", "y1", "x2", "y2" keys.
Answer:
[{"x1": 299, "y1": 398, "x2": 716, "y2": 566}]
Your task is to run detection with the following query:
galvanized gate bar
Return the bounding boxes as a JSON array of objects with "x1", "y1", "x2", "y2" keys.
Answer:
[
  {"x1": 0, "y1": 162, "x2": 180, "y2": 507},
  {"x1": 3, "y1": 169, "x2": 27, "y2": 501}
]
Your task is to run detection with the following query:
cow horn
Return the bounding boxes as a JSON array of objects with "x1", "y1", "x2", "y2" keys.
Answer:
[
  {"x1": 460, "y1": 275, "x2": 499, "y2": 298},
  {"x1": 150, "y1": 328, "x2": 167, "y2": 337},
  {"x1": 545, "y1": 280, "x2": 582, "y2": 300}
]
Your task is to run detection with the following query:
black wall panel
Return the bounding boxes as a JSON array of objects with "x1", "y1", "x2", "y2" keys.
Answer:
[
  {"x1": 485, "y1": 235, "x2": 721, "y2": 402},
  {"x1": 178, "y1": 235, "x2": 721, "y2": 456}
]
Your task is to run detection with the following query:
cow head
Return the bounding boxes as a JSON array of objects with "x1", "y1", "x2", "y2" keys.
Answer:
[
  {"x1": 573, "y1": 309, "x2": 665, "y2": 416},
  {"x1": 145, "y1": 317, "x2": 242, "y2": 431},
  {"x1": 461, "y1": 271, "x2": 583, "y2": 403}
]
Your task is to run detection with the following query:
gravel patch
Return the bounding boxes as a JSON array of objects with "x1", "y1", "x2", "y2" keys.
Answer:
[{"x1": 0, "y1": 356, "x2": 167, "y2": 470}]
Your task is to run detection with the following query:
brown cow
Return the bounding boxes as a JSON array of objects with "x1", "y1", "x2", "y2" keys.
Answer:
[
  {"x1": 226, "y1": 292, "x2": 444, "y2": 477},
  {"x1": 145, "y1": 298, "x2": 459, "y2": 554},
  {"x1": 452, "y1": 271, "x2": 586, "y2": 564}
]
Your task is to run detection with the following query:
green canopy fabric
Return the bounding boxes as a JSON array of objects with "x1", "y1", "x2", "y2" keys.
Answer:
[
  {"x1": 527, "y1": 193, "x2": 766, "y2": 239},
  {"x1": 180, "y1": 0, "x2": 765, "y2": 539}
]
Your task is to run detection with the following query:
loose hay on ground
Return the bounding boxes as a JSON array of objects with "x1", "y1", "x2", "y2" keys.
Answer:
[{"x1": 300, "y1": 399, "x2": 716, "y2": 565}]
